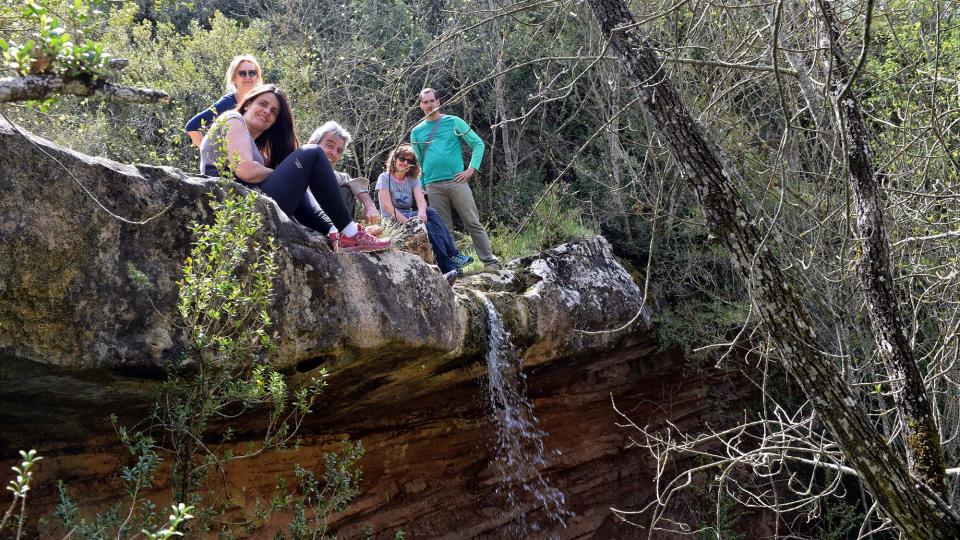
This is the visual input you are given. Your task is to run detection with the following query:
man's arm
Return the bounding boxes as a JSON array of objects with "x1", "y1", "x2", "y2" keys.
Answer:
[
  {"x1": 410, "y1": 125, "x2": 424, "y2": 165},
  {"x1": 344, "y1": 176, "x2": 379, "y2": 223},
  {"x1": 453, "y1": 117, "x2": 484, "y2": 182},
  {"x1": 456, "y1": 117, "x2": 485, "y2": 170},
  {"x1": 356, "y1": 192, "x2": 380, "y2": 223}
]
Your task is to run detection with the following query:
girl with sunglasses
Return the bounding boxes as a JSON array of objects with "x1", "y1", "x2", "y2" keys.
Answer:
[
  {"x1": 377, "y1": 145, "x2": 472, "y2": 278},
  {"x1": 199, "y1": 84, "x2": 390, "y2": 252},
  {"x1": 185, "y1": 54, "x2": 263, "y2": 147}
]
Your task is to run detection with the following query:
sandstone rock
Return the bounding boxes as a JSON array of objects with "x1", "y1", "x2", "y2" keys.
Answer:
[
  {"x1": 386, "y1": 218, "x2": 435, "y2": 265},
  {"x1": 0, "y1": 117, "x2": 459, "y2": 370},
  {"x1": 0, "y1": 119, "x2": 755, "y2": 538}
]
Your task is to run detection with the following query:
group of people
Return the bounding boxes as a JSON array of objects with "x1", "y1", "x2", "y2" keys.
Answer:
[{"x1": 185, "y1": 55, "x2": 500, "y2": 283}]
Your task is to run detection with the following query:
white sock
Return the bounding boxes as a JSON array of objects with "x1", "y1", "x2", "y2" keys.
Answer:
[
  {"x1": 328, "y1": 226, "x2": 339, "y2": 233},
  {"x1": 341, "y1": 222, "x2": 359, "y2": 237}
]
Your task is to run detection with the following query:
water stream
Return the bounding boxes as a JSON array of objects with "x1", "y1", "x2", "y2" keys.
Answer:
[{"x1": 477, "y1": 293, "x2": 571, "y2": 535}]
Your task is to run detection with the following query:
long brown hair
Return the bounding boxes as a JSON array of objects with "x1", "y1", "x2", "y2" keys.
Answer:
[
  {"x1": 236, "y1": 84, "x2": 299, "y2": 167},
  {"x1": 385, "y1": 144, "x2": 420, "y2": 179}
]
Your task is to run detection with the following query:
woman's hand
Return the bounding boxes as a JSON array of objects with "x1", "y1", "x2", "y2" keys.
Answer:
[
  {"x1": 396, "y1": 213, "x2": 409, "y2": 224},
  {"x1": 417, "y1": 209, "x2": 428, "y2": 223}
]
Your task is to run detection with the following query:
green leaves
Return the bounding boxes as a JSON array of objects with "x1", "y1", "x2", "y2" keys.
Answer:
[
  {"x1": 141, "y1": 503, "x2": 194, "y2": 540},
  {"x1": 1, "y1": 0, "x2": 110, "y2": 78},
  {"x1": 155, "y1": 185, "x2": 328, "y2": 523},
  {"x1": 4, "y1": 449, "x2": 41, "y2": 500},
  {"x1": 274, "y1": 442, "x2": 364, "y2": 539},
  {"x1": 177, "y1": 188, "x2": 278, "y2": 363}
]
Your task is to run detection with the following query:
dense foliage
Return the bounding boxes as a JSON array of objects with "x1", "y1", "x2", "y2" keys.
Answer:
[{"x1": 4, "y1": 0, "x2": 960, "y2": 536}]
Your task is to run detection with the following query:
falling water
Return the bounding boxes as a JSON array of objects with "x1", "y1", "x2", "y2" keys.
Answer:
[{"x1": 477, "y1": 293, "x2": 571, "y2": 535}]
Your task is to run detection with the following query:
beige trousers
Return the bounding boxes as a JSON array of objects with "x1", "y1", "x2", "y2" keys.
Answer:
[{"x1": 425, "y1": 180, "x2": 496, "y2": 263}]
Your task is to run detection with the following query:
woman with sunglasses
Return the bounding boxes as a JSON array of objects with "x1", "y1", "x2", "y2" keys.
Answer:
[
  {"x1": 199, "y1": 84, "x2": 390, "y2": 252},
  {"x1": 185, "y1": 54, "x2": 263, "y2": 147},
  {"x1": 377, "y1": 145, "x2": 472, "y2": 277}
]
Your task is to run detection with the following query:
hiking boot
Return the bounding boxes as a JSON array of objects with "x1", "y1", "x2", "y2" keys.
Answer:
[
  {"x1": 484, "y1": 260, "x2": 502, "y2": 271},
  {"x1": 336, "y1": 229, "x2": 391, "y2": 253},
  {"x1": 451, "y1": 253, "x2": 473, "y2": 268}
]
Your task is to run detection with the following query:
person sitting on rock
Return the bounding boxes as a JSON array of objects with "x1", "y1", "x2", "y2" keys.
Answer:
[
  {"x1": 306, "y1": 121, "x2": 381, "y2": 232},
  {"x1": 377, "y1": 144, "x2": 472, "y2": 280},
  {"x1": 185, "y1": 54, "x2": 263, "y2": 148},
  {"x1": 198, "y1": 84, "x2": 390, "y2": 252}
]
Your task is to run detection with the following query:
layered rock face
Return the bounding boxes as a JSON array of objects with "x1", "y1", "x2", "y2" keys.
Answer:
[{"x1": 0, "y1": 120, "x2": 753, "y2": 538}]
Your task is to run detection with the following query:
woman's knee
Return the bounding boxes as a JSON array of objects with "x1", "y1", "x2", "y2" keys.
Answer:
[{"x1": 284, "y1": 144, "x2": 325, "y2": 167}]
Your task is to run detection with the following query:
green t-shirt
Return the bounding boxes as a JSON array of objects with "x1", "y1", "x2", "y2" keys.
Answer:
[{"x1": 410, "y1": 114, "x2": 485, "y2": 185}]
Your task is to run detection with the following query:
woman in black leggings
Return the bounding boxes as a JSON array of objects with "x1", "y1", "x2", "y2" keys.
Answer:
[{"x1": 199, "y1": 84, "x2": 390, "y2": 252}]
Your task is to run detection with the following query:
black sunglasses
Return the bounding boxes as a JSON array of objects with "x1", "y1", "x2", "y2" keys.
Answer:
[
  {"x1": 396, "y1": 156, "x2": 414, "y2": 163},
  {"x1": 237, "y1": 70, "x2": 259, "y2": 78}
]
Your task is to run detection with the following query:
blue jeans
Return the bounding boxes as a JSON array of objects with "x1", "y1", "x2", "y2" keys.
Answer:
[{"x1": 398, "y1": 207, "x2": 461, "y2": 273}]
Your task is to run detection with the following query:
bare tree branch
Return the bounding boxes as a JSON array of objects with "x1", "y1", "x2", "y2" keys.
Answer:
[
  {"x1": 585, "y1": 0, "x2": 960, "y2": 536},
  {"x1": 0, "y1": 74, "x2": 168, "y2": 104}
]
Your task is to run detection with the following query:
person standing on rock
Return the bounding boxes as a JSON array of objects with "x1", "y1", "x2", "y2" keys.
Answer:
[{"x1": 411, "y1": 88, "x2": 500, "y2": 270}]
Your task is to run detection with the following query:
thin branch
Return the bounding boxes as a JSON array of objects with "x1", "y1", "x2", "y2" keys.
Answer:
[{"x1": 0, "y1": 74, "x2": 169, "y2": 104}]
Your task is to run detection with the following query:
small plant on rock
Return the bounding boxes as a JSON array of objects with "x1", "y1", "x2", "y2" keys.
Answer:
[{"x1": 157, "y1": 185, "x2": 326, "y2": 516}]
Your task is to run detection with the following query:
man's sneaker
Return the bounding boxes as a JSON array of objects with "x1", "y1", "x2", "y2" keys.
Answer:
[
  {"x1": 451, "y1": 253, "x2": 473, "y2": 268},
  {"x1": 443, "y1": 268, "x2": 462, "y2": 285},
  {"x1": 337, "y1": 229, "x2": 391, "y2": 253}
]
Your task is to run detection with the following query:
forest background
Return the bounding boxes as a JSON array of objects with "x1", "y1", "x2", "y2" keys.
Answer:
[{"x1": 3, "y1": 0, "x2": 960, "y2": 537}]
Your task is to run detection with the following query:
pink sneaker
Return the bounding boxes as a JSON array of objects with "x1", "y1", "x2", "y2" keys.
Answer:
[{"x1": 336, "y1": 228, "x2": 391, "y2": 252}]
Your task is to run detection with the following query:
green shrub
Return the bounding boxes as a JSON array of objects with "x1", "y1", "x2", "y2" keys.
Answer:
[{"x1": 483, "y1": 186, "x2": 593, "y2": 265}]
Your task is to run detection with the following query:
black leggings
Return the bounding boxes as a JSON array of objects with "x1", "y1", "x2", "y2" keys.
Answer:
[{"x1": 245, "y1": 145, "x2": 351, "y2": 234}]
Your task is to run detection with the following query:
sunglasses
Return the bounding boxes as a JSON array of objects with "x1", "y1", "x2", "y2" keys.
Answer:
[
  {"x1": 396, "y1": 156, "x2": 414, "y2": 163},
  {"x1": 237, "y1": 70, "x2": 259, "y2": 78}
]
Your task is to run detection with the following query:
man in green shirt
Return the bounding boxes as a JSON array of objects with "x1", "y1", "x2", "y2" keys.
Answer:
[{"x1": 411, "y1": 88, "x2": 500, "y2": 269}]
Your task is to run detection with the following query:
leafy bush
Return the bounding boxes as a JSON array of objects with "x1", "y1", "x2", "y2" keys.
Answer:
[{"x1": 484, "y1": 186, "x2": 593, "y2": 264}]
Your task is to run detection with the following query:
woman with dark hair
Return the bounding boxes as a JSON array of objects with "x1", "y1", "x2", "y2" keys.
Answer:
[
  {"x1": 200, "y1": 84, "x2": 389, "y2": 252},
  {"x1": 185, "y1": 54, "x2": 263, "y2": 147},
  {"x1": 377, "y1": 144, "x2": 471, "y2": 279}
]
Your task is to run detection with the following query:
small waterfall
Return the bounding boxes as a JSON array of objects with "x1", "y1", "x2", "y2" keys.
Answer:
[{"x1": 477, "y1": 293, "x2": 571, "y2": 535}]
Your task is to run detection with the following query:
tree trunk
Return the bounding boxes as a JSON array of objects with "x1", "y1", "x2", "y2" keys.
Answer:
[
  {"x1": 584, "y1": 0, "x2": 960, "y2": 536},
  {"x1": 815, "y1": 0, "x2": 947, "y2": 497},
  {"x1": 601, "y1": 73, "x2": 634, "y2": 242},
  {"x1": 486, "y1": 0, "x2": 519, "y2": 214}
]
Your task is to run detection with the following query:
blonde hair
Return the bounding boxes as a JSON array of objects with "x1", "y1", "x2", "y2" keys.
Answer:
[
  {"x1": 386, "y1": 144, "x2": 420, "y2": 178},
  {"x1": 223, "y1": 54, "x2": 262, "y2": 93}
]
